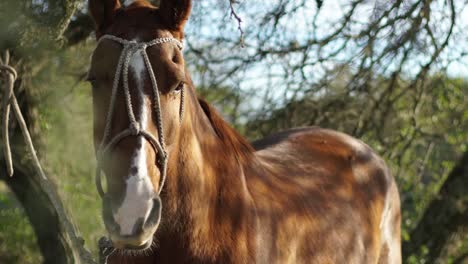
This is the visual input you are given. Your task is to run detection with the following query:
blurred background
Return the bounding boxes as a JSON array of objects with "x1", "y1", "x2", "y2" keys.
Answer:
[{"x1": 0, "y1": 0, "x2": 466, "y2": 263}]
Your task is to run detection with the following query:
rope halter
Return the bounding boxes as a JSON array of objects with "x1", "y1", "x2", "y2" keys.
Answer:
[{"x1": 94, "y1": 34, "x2": 185, "y2": 198}]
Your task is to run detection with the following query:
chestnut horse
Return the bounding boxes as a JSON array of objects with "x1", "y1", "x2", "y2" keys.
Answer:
[{"x1": 87, "y1": 0, "x2": 401, "y2": 263}]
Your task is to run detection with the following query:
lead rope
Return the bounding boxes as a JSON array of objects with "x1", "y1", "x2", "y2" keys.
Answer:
[{"x1": 94, "y1": 35, "x2": 184, "y2": 264}]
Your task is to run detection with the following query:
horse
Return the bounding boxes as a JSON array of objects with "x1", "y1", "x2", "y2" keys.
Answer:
[{"x1": 87, "y1": 0, "x2": 401, "y2": 263}]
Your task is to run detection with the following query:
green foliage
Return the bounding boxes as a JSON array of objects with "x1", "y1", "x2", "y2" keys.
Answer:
[
  {"x1": 0, "y1": 0, "x2": 80, "y2": 55},
  {"x1": 0, "y1": 41, "x2": 101, "y2": 261},
  {"x1": 197, "y1": 85, "x2": 246, "y2": 133},
  {"x1": 36, "y1": 42, "x2": 104, "y2": 255},
  {"x1": 0, "y1": 186, "x2": 43, "y2": 263}
]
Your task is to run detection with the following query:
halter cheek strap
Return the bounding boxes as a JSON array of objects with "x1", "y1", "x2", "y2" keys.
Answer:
[{"x1": 94, "y1": 34, "x2": 185, "y2": 198}]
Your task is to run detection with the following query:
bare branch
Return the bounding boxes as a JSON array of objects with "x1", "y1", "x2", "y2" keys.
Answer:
[{"x1": 229, "y1": 0, "x2": 245, "y2": 47}]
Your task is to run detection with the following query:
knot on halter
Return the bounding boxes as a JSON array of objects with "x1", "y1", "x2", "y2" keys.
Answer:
[
  {"x1": 129, "y1": 122, "x2": 141, "y2": 136},
  {"x1": 0, "y1": 65, "x2": 18, "y2": 80}
]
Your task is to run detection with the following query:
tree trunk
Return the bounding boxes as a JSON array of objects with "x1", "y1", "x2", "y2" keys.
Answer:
[
  {"x1": 0, "y1": 164, "x2": 72, "y2": 264},
  {"x1": 403, "y1": 151, "x2": 468, "y2": 263}
]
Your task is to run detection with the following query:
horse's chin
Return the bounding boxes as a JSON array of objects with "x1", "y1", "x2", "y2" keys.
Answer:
[
  {"x1": 125, "y1": 237, "x2": 152, "y2": 250},
  {"x1": 109, "y1": 236, "x2": 155, "y2": 257},
  {"x1": 110, "y1": 234, "x2": 154, "y2": 252}
]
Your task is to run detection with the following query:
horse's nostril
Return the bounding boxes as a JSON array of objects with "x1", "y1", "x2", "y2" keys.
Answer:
[
  {"x1": 135, "y1": 141, "x2": 142, "y2": 148},
  {"x1": 131, "y1": 217, "x2": 145, "y2": 236},
  {"x1": 102, "y1": 197, "x2": 121, "y2": 234},
  {"x1": 143, "y1": 196, "x2": 162, "y2": 231},
  {"x1": 129, "y1": 166, "x2": 138, "y2": 175}
]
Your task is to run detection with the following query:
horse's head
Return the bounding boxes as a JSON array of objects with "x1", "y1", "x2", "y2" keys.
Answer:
[{"x1": 88, "y1": 0, "x2": 191, "y2": 250}]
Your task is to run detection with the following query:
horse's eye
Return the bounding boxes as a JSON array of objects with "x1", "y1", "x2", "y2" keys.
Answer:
[{"x1": 174, "y1": 82, "x2": 184, "y2": 93}]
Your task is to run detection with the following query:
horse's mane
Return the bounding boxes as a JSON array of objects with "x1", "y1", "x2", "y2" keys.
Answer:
[{"x1": 198, "y1": 98, "x2": 255, "y2": 163}]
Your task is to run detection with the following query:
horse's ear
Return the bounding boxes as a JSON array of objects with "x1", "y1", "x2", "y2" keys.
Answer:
[
  {"x1": 89, "y1": 0, "x2": 121, "y2": 34},
  {"x1": 159, "y1": 0, "x2": 192, "y2": 31}
]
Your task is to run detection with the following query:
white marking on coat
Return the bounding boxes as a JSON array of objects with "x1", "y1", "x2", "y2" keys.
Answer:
[
  {"x1": 113, "y1": 175, "x2": 154, "y2": 235},
  {"x1": 130, "y1": 50, "x2": 146, "y2": 91},
  {"x1": 112, "y1": 46, "x2": 155, "y2": 236}
]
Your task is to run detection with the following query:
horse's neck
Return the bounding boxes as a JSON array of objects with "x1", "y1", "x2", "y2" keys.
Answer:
[{"x1": 160, "y1": 96, "x2": 257, "y2": 261}]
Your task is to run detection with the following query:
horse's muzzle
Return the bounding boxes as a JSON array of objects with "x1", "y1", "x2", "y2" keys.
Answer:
[{"x1": 102, "y1": 195, "x2": 162, "y2": 249}]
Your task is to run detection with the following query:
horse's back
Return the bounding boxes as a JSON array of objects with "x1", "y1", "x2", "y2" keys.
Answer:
[{"x1": 250, "y1": 127, "x2": 401, "y2": 264}]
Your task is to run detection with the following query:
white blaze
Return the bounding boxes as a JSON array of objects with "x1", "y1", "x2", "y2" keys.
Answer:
[
  {"x1": 112, "y1": 48, "x2": 155, "y2": 236},
  {"x1": 113, "y1": 175, "x2": 154, "y2": 235}
]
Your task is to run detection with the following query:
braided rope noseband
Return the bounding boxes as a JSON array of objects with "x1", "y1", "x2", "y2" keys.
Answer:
[{"x1": 94, "y1": 34, "x2": 185, "y2": 199}]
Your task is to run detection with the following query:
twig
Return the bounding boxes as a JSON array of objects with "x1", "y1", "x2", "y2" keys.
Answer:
[
  {"x1": 229, "y1": 0, "x2": 245, "y2": 48},
  {"x1": 1, "y1": 50, "x2": 16, "y2": 177}
]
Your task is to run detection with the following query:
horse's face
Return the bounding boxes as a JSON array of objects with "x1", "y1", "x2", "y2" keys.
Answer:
[{"x1": 88, "y1": 0, "x2": 191, "y2": 250}]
